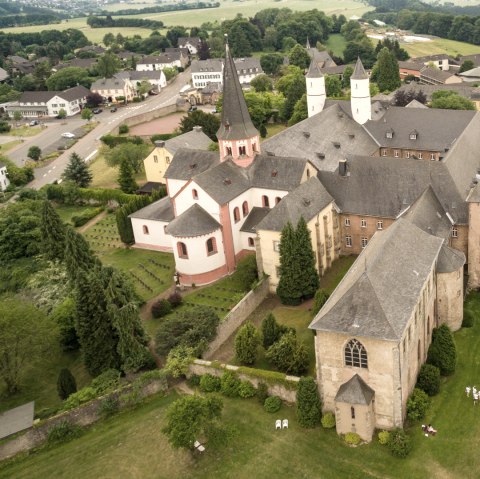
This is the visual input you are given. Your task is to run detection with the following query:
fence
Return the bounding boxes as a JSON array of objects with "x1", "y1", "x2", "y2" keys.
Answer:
[{"x1": 203, "y1": 278, "x2": 270, "y2": 359}]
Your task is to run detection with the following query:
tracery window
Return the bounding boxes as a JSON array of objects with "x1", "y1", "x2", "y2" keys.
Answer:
[{"x1": 344, "y1": 339, "x2": 368, "y2": 368}]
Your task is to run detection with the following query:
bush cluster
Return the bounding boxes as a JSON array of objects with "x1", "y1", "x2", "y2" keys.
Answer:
[
  {"x1": 265, "y1": 331, "x2": 309, "y2": 375},
  {"x1": 296, "y1": 377, "x2": 321, "y2": 428},
  {"x1": 321, "y1": 412, "x2": 336, "y2": 429},
  {"x1": 406, "y1": 388, "x2": 430, "y2": 421},
  {"x1": 199, "y1": 374, "x2": 221, "y2": 393},
  {"x1": 99, "y1": 397, "x2": 119, "y2": 418},
  {"x1": 416, "y1": 364, "x2": 441, "y2": 396},
  {"x1": 427, "y1": 324, "x2": 457, "y2": 376},
  {"x1": 387, "y1": 428, "x2": 412, "y2": 458},
  {"x1": 167, "y1": 292, "x2": 183, "y2": 308},
  {"x1": 264, "y1": 396, "x2": 282, "y2": 413},
  {"x1": 151, "y1": 299, "x2": 172, "y2": 318},
  {"x1": 344, "y1": 432, "x2": 361, "y2": 446},
  {"x1": 47, "y1": 420, "x2": 82, "y2": 444},
  {"x1": 71, "y1": 207, "x2": 104, "y2": 227},
  {"x1": 220, "y1": 371, "x2": 241, "y2": 397},
  {"x1": 311, "y1": 289, "x2": 330, "y2": 317},
  {"x1": 100, "y1": 134, "x2": 144, "y2": 148},
  {"x1": 378, "y1": 430, "x2": 390, "y2": 445},
  {"x1": 235, "y1": 254, "x2": 258, "y2": 291},
  {"x1": 118, "y1": 124, "x2": 129, "y2": 134},
  {"x1": 238, "y1": 380, "x2": 256, "y2": 398}
]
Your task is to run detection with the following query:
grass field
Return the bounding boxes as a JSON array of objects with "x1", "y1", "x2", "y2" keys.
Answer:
[
  {"x1": 0, "y1": 140, "x2": 21, "y2": 154},
  {"x1": 3, "y1": 291, "x2": 480, "y2": 479},
  {"x1": 403, "y1": 37, "x2": 480, "y2": 58},
  {"x1": 325, "y1": 33, "x2": 348, "y2": 57},
  {"x1": 4, "y1": 126, "x2": 42, "y2": 137},
  {"x1": 89, "y1": 153, "x2": 147, "y2": 189}
]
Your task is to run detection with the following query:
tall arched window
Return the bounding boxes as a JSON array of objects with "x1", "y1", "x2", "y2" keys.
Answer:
[
  {"x1": 344, "y1": 339, "x2": 368, "y2": 368},
  {"x1": 192, "y1": 189, "x2": 198, "y2": 200},
  {"x1": 177, "y1": 242, "x2": 188, "y2": 259},
  {"x1": 242, "y1": 201, "x2": 249, "y2": 217},
  {"x1": 206, "y1": 237, "x2": 217, "y2": 255},
  {"x1": 233, "y1": 207, "x2": 240, "y2": 223},
  {"x1": 262, "y1": 195, "x2": 270, "y2": 208},
  {"x1": 142, "y1": 225, "x2": 149, "y2": 235},
  {"x1": 275, "y1": 197, "x2": 281, "y2": 205}
]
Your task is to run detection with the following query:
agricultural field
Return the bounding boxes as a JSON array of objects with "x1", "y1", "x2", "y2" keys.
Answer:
[
  {"x1": 403, "y1": 37, "x2": 480, "y2": 58},
  {"x1": 2, "y1": 290, "x2": 480, "y2": 478}
]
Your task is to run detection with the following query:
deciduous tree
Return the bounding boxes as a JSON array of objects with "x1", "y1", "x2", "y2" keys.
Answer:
[
  {"x1": 179, "y1": 109, "x2": 220, "y2": 141},
  {"x1": 27, "y1": 145, "x2": 41, "y2": 162},
  {"x1": 97, "y1": 52, "x2": 121, "y2": 78}
]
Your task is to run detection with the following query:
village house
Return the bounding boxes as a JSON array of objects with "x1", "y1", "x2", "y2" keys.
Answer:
[
  {"x1": 114, "y1": 70, "x2": 167, "y2": 94},
  {"x1": 5, "y1": 85, "x2": 90, "y2": 118},
  {"x1": 90, "y1": 77, "x2": 135, "y2": 103},
  {"x1": 420, "y1": 66, "x2": 462, "y2": 86},
  {"x1": 136, "y1": 52, "x2": 187, "y2": 71},
  {"x1": 178, "y1": 37, "x2": 202, "y2": 55}
]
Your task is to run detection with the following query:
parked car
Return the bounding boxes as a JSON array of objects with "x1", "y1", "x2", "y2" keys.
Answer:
[
  {"x1": 188, "y1": 105, "x2": 198, "y2": 112},
  {"x1": 61, "y1": 132, "x2": 75, "y2": 139},
  {"x1": 110, "y1": 106, "x2": 117, "y2": 113},
  {"x1": 93, "y1": 108, "x2": 103, "y2": 114},
  {"x1": 29, "y1": 120, "x2": 39, "y2": 126}
]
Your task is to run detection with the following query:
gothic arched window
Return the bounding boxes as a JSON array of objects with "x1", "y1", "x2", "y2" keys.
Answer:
[{"x1": 344, "y1": 339, "x2": 368, "y2": 368}]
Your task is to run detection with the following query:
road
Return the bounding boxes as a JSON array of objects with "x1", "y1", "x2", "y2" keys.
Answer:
[{"x1": 8, "y1": 69, "x2": 191, "y2": 189}]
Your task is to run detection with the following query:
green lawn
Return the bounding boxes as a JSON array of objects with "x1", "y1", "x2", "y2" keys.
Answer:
[
  {"x1": 321, "y1": 255, "x2": 358, "y2": 294},
  {"x1": 0, "y1": 140, "x2": 21, "y2": 154},
  {"x1": 4, "y1": 295, "x2": 480, "y2": 479},
  {"x1": 6, "y1": 126, "x2": 42, "y2": 137},
  {"x1": 54, "y1": 204, "x2": 102, "y2": 225},
  {"x1": 0, "y1": 345, "x2": 90, "y2": 417},
  {"x1": 89, "y1": 154, "x2": 146, "y2": 190},
  {"x1": 325, "y1": 33, "x2": 347, "y2": 57}
]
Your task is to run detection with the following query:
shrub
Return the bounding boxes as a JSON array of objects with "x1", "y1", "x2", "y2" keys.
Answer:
[
  {"x1": 151, "y1": 299, "x2": 172, "y2": 318},
  {"x1": 63, "y1": 387, "x2": 96, "y2": 410},
  {"x1": 199, "y1": 374, "x2": 221, "y2": 393},
  {"x1": 264, "y1": 396, "x2": 282, "y2": 413},
  {"x1": 71, "y1": 207, "x2": 103, "y2": 227},
  {"x1": 462, "y1": 310, "x2": 474, "y2": 328},
  {"x1": 47, "y1": 420, "x2": 82, "y2": 444},
  {"x1": 167, "y1": 291, "x2": 183, "y2": 308},
  {"x1": 235, "y1": 321, "x2": 260, "y2": 365},
  {"x1": 311, "y1": 289, "x2": 329, "y2": 317},
  {"x1": 100, "y1": 134, "x2": 144, "y2": 148},
  {"x1": 238, "y1": 380, "x2": 256, "y2": 398},
  {"x1": 321, "y1": 412, "x2": 336, "y2": 429},
  {"x1": 187, "y1": 374, "x2": 201, "y2": 388},
  {"x1": 406, "y1": 388, "x2": 430, "y2": 421},
  {"x1": 150, "y1": 133, "x2": 176, "y2": 143},
  {"x1": 235, "y1": 254, "x2": 258, "y2": 291},
  {"x1": 387, "y1": 428, "x2": 412, "y2": 458},
  {"x1": 119, "y1": 124, "x2": 129, "y2": 134},
  {"x1": 261, "y1": 313, "x2": 282, "y2": 349},
  {"x1": 91, "y1": 369, "x2": 121, "y2": 395},
  {"x1": 416, "y1": 364, "x2": 441, "y2": 396},
  {"x1": 265, "y1": 331, "x2": 309, "y2": 375},
  {"x1": 344, "y1": 432, "x2": 361, "y2": 446},
  {"x1": 257, "y1": 382, "x2": 269, "y2": 404},
  {"x1": 296, "y1": 377, "x2": 321, "y2": 428},
  {"x1": 99, "y1": 397, "x2": 119, "y2": 418},
  {"x1": 427, "y1": 324, "x2": 457, "y2": 376},
  {"x1": 378, "y1": 430, "x2": 390, "y2": 445},
  {"x1": 165, "y1": 345, "x2": 194, "y2": 378},
  {"x1": 57, "y1": 368, "x2": 77, "y2": 400},
  {"x1": 220, "y1": 370, "x2": 241, "y2": 397}
]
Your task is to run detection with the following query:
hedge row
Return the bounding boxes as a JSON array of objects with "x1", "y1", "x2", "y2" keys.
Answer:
[
  {"x1": 100, "y1": 134, "x2": 144, "y2": 148},
  {"x1": 71, "y1": 207, "x2": 104, "y2": 227}
]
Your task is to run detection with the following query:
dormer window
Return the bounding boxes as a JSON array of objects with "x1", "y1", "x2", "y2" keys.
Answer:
[
  {"x1": 409, "y1": 130, "x2": 418, "y2": 140},
  {"x1": 386, "y1": 129, "x2": 394, "y2": 139}
]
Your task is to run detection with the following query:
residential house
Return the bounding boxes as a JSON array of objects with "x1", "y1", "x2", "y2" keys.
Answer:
[
  {"x1": 136, "y1": 52, "x2": 187, "y2": 71},
  {"x1": 90, "y1": 77, "x2": 135, "y2": 103},
  {"x1": 5, "y1": 85, "x2": 90, "y2": 118},
  {"x1": 398, "y1": 60, "x2": 423, "y2": 80},
  {"x1": 413, "y1": 54, "x2": 458, "y2": 71},
  {"x1": 419, "y1": 66, "x2": 462, "y2": 85},
  {"x1": 114, "y1": 70, "x2": 167, "y2": 94},
  {"x1": 178, "y1": 37, "x2": 202, "y2": 55}
]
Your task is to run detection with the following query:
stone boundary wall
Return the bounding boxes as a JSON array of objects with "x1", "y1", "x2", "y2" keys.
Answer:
[
  {"x1": 204, "y1": 278, "x2": 270, "y2": 359},
  {"x1": 0, "y1": 378, "x2": 167, "y2": 462},
  {"x1": 189, "y1": 359, "x2": 299, "y2": 403},
  {"x1": 113, "y1": 103, "x2": 180, "y2": 133}
]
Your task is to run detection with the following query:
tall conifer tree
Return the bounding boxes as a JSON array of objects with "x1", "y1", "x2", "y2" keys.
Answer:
[
  {"x1": 118, "y1": 159, "x2": 138, "y2": 194},
  {"x1": 64, "y1": 228, "x2": 97, "y2": 283},
  {"x1": 40, "y1": 200, "x2": 66, "y2": 261},
  {"x1": 375, "y1": 47, "x2": 401, "y2": 92},
  {"x1": 62, "y1": 153, "x2": 93, "y2": 188},
  {"x1": 294, "y1": 216, "x2": 319, "y2": 299}
]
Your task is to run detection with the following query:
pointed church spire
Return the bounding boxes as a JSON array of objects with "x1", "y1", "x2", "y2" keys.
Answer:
[
  {"x1": 306, "y1": 57, "x2": 323, "y2": 78},
  {"x1": 216, "y1": 38, "x2": 258, "y2": 142},
  {"x1": 351, "y1": 57, "x2": 368, "y2": 80}
]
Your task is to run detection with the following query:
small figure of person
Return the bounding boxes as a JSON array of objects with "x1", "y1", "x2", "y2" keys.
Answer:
[
  {"x1": 427, "y1": 424, "x2": 437, "y2": 435},
  {"x1": 466, "y1": 386, "x2": 471, "y2": 397},
  {"x1": 474, "y1": 392, "x2": 478, "y2": 406},
  {"x1": 473, "y1": 386, "x2": 477, "y2": 397}
]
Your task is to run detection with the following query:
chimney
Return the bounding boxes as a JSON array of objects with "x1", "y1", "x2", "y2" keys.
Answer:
[
  {"x1": 339, "y1": 159, "x2": 347, "y2": 177},
  {"x1": 193, "y1": 125, "x2": 203, "y2": 132},
  {"x1": 155, "y1": 140, "x2": 165, "y2": 148}
]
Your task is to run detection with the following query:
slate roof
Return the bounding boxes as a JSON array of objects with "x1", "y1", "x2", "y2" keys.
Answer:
[
  {"x1": 178, "y1": 37, "x2": 201, "y2": 48},
  {"x1": 240, "y1": 207, "x2": 271, "y2": 233},
  {"x1": 420, "y1": 66, "x2": 459, "y2": 83},
  {"x1": 393, "y1": 83, "x2": 480, "y2": 102},
  {"x1": 128, "y1": 196, "x2": 174, "y2": 222},
  {"x1": 438, "y1": 244, "x2": 466, "y2": 273},
  {"x1": 335, "y1": 375, "x2": 375, "y2": 405},
  {"x1": 398, "y1": 61, "x2": 423, "y2": 71},
  {"x1": 166, "y1": 204, "x2": 221, "y2": 237},
  {"x1": 164, "y1": 148, "x2": 219, "y2": 181},
  {"x1": 307, "y1": 48, "x2": 336, "y2": 68},
  {"x1": 320, "y1": 64, "x2": 351, "y2": 76},
  {"x1": 193, "y1": 159, "x2": 251, "y2": 204},
  {"x1": 116, "y1": 70, "x2": 165, "y2": 81},
  {"x1": 363, "y1": 106, "x2": 476, "y2": 151},
  {"x1": 256, "y1": 177, "x2": 333, "y2": 232},
  {"x1": 18, "y1": 85, "x2": 89, "y2": 104},
  {"x1": 309, "y1": 218, "x2": 444, "y2": 340},
  {"x1": 405, "y1": 99, "x2": 428, "y2": 109},
  {"x1": 459, "y1": 53, "x2": 480, "y2": 67},
  {"x1": 317, "y1": 155, "x2": 466, "y2": 222},
  {"x1": 467, "y1": 183, "x2": 480, "y2": 203},
  {"x1": 401, "y1": 186, "x2": 452, "y2": 240},
  {"x1": 459, "y1": 67, "x2": 480, "y2": 78},
  {"x1": 61, "y1": 85, "x2": 90, "y2": 101},
  {"x1": 55, "y1": 58, "x2": 97, "y2": 70},
  {"x1": 306, "y1": 57, "x2": 323, "y2": 78},
  {"x1": 261, "y1": 103, "x2": 378, "y2": 172},
  {"x1": 414, "y1": 53, "x2": 455, "y2": 63},
  {"x1": 191, "y1": 59, "x2": 223, "y2": 73},
  {"x1": 137, "y1": 181, "x2": 164, "y2": 194},
  {"x1": 216, "y1": 43, "x2": 258, "y2": 141},
  {"x1": 91, "y1": 77, "x2": 128, "y2": 90},
  {"x1": 137, "y1": 53, "x2": 180, "y2": 65},
  {"x1": 163, "y1": 129, "x2": 211, "y2": 155},
  {"x1": 248, "y1": 155, "x2": 309, "y2": 191},
  {"x1": 351, "y1": 57, "x2": 368, "y2": 80}
]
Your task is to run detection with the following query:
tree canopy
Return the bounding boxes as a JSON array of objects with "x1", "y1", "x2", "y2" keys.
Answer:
[{"x1": 179, "y1": 110, "x2": 221, "y2": 141}]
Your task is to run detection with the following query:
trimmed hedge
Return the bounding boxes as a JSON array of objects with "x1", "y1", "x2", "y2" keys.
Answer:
[
  {"x1": 406, "y1": 388, "x2": 430, "y2": 421},
  {"x1": 71, "y1": 207, "x2": 104, "y2": 227},
  {"x1": 236, "y1": 365, "x2": 299, "y2": 390},
  {"x1": 416, "y1": 364, "x2": 441, "y2": 396},
  {"x1": 100, "y1": 134, "x2": 144, "y2": 148},
  {"x1": 427, "y1": 324, "x2": 457, "y2": 376}
]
